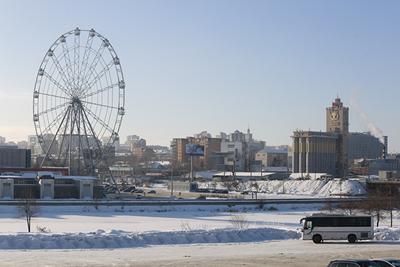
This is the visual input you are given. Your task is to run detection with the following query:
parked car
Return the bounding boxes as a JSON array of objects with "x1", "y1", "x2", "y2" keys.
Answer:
[
  {"x1": 134, "y1": 189, "x2": 144, "y2": 194},
  {"x1": 372, "y1": 260, "x2": 398, "y2": 267},
  {"x1": 383, "y1": 260, "x2": 400, "y2": 267},
  {"x1": 327, "y1": 260, "x2": 379, "y2": 267},
  {"x1": 123, "y1": 186, "x2": 136, "y2": 192},
  {"x1": 147, "y1": 190, "x2": 157, "y2": 194},
  {"x1": 103, "y1": 185, "x2": 117, "y2": 194}
]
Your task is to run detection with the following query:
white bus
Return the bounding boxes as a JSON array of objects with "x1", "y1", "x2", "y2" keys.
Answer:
[{"x1": 300, "y1": 214, "x2": 374, "y2": 243}]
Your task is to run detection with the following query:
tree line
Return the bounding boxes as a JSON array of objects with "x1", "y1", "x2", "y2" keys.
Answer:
[{"x1": 330, "y1": 183, "x2": 400, "y2": 227}]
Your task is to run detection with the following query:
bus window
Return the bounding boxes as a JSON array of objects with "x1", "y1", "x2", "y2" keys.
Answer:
[{"x1": 304, "y1": 220, "x2": 312, "y2": 229}]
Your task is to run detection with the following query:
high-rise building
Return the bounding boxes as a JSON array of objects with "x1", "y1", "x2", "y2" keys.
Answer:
[
  {"x1": 125, "y1": 135, "x2": 146, "y2": 150},
  {"x1": 219, "y1": 129, "x2": 265, "y2": 171},
  {"x1": 171, "y1": 136, "x2": 221, "y2": 170},
  {"x1": 220, "y1": 140, "x2": 245, "y2": 171},
  {"x1": 193, "y1": 131, "x2": 212, "y2": 139},
  {"x1": 171, "y1": 138, "x2": 190, "y2": 167},
  {"x1": 28, "y1": 135, "x2": 42, "y2": 155}
]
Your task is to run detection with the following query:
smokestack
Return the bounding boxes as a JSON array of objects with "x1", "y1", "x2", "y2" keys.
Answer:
[{"x1": 383, "y1": 136, "x2": 388, "y2": 159}]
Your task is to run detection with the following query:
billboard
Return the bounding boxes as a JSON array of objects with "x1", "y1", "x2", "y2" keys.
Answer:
[{"x1": 185, "y1": 144, "x2": 205, "y2": 156}]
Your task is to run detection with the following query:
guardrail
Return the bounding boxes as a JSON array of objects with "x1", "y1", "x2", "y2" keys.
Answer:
[{"x1": 0, "y1": 197, "x2": 365, "y2": 206}]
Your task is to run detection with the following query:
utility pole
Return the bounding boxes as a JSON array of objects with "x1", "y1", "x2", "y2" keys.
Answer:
[
  {"x1": 170, "y1": 165, "x2": 174, "y2": 197},
  {"x1": 190, "y1": 155, "x2": 193, "y2": 183}
]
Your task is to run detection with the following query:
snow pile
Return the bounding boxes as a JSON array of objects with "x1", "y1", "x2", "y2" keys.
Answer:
[
  {"x1": 201, "y1": 179, "x2": 366, "y2": 196},
  {"x1": 318, "y1": 179, "x2": 366, "y2": 196},
  {"x1": 0, "y1": 228, "x2": 300, "y2": 249},
  {"x1": 374, "y1": 227, "x2": 400, "y2": 241}
]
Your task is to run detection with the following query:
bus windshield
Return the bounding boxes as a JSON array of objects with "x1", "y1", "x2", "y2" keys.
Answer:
[{"x1": 303, "y1": 220, "x2": 312, "y2": 230}]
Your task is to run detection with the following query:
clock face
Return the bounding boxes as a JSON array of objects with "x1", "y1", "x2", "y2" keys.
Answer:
[{"x1": 330, "y1": 111, "x2": 339, "y2": 121}]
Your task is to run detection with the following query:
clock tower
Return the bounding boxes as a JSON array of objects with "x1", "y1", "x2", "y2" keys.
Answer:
[
  {"x1": 326, "y1": 97, "x2": 349, "y2": 177},
  {"x1": 326, "y1": 97, "x2": 349, "y2": 134}
]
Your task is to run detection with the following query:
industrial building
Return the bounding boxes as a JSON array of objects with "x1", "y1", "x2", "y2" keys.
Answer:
[
  {"x1": 292, "y1": 97, "x2": 349, "y2": 177},
  {"x1": 291, "y1": 97, "x2": 390, "y2": 177},
  {"x1": 292, "y1": 131, "x2": 339, "y2": 175},
  {"x1": 348, "y1": 132, "x2": 385, "y2": 162},
  {"x1": 0, "y1": 146, "x2": 31, "y2": 168},
  {"x1": 0, "y1": 172, "x2": 98, "y2": 200},
  {"x1": 352, "y1": 157, "x2": 400, "y2": 176}
]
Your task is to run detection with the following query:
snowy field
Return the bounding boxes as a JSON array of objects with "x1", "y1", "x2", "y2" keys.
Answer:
[
  {"x1": 1, "y1": 203, "x2": 400, "y2": 266},
  {"x1": 0, "y1": 203, "x2": 319, "y2": 234}
]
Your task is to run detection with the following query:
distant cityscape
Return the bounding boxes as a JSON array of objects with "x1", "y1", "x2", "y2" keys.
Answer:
[
  {"x1": 3, "y1": 2, "x2": 400, "y2": 264},
  {"x1": 0, "y1": 97, "x2": 397, "y2": 182}
]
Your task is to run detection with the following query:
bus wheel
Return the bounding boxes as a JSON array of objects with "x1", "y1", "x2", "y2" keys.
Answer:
[
  {"x1": 312, "y1": 234, "x2": 322, "y2": 244},
  {"x1": 347, "y1": 234, "x2": 357, "y2": 243}
]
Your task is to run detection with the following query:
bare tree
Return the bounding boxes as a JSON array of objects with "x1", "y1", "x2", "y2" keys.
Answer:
[
  {"x1": 382, "y1": 184, "x2": 400, "y2": 228},
  {"x1": 358, "y1": 196, "x2": 385, "y2": 227},
  {"x1": 223, "y1": 180, "x2": 240, "y2": 191},
  {"x1": 251, "y1": 182, "x2": 261, "y2": 200},
  {"x1": 323, "y1": 198, "x2": 335, "y2": 213},
  {"x1": 337, "y1": 183, "x2": 400, "y2": 228},
  {"x1": 337, "y1": 200, "x2": 358, "y2": 216},
  {"x1": 19, "y1": 189, "x2": 38, "y2": 233},
  {"x1": 230, "y1": 214, "x2": 250, "y2": 229}
]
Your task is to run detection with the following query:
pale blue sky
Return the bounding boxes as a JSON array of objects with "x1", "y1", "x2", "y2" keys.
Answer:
[{"x1": 0, "y1": 0, "x2": 399, "y2": 151}]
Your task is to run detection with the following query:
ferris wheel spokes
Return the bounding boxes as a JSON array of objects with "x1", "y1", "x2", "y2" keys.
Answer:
[{"x1": 33, "y1": 28, "x2": 125, "y2": 175}]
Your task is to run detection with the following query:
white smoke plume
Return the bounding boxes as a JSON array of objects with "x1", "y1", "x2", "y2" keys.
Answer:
[{"x1": 350, "y1": 90, "x2": 385, "y2": 143}]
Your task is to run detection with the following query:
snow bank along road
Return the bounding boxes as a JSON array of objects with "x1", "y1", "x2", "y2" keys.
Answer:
[
  {"x1": 0, "y1": 226, "x2": 398, "y2": 250},
  {"x1": 0, "y1": 228, "x2": 300, "y2": 249}
]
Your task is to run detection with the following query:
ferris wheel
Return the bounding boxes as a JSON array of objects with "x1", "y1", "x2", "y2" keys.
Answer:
[{"x1": 33, "y1": 27, "x2": 125, "y2": 175}]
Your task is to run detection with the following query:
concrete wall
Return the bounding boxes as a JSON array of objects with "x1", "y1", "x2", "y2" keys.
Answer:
[
  {"x1": 39, "y1": 179, "x2": 54, "y2": 199},
  {"x1": 0, "y1": 179, "x2": 14, "y2": 199}
]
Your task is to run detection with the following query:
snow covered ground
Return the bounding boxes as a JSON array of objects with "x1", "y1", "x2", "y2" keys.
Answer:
[
  {"x1": 0, "y1": 203, "x2": 318, "y2": 233},
  {"x1": 0, "y1": 203, "x2": 400, "y2": 266},
  {"x1": 1, "y1": 203, "x2": 400, "y2": 249}
]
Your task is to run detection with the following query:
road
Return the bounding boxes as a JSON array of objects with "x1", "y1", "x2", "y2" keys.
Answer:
[{"x1": 1, "y1": 240, "x2": 399, "y2": 266}]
